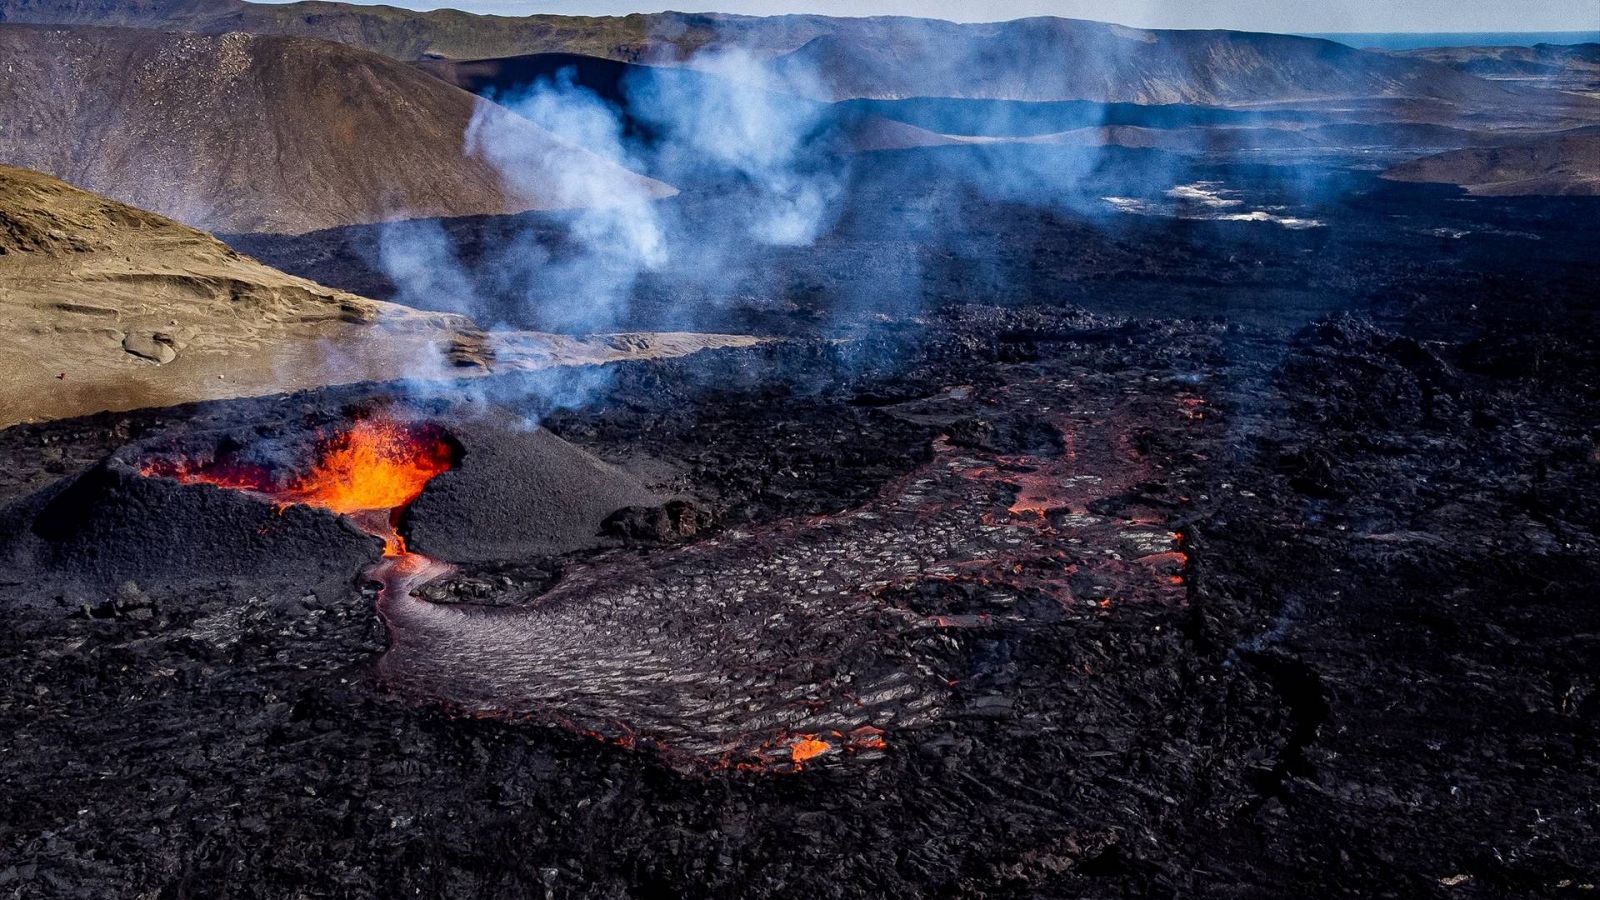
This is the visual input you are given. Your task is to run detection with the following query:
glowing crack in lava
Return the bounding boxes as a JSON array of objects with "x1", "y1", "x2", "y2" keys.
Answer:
[
  {"x1": 789, "y1": 737, "x2": 831, "y2": 765},
  {"x1": 140, "y1": 418, "x2": 455, "y2": 556}
]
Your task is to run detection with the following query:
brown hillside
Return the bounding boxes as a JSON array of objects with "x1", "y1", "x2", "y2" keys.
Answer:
[
  {"x1": 1393, "y1": 44, "x2": 1600, "y2": 96},
  {"x1": 0, "y1": 24, "x2": 673, "y2": 234},
  {"x1": 0, "y1": 164, "x2": 490, "y2": 425}
]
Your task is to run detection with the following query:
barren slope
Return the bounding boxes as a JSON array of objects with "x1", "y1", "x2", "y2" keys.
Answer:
[
  {"x1": 0, "y1": 166, "x2": 763, "y2": 426},
  {"x1": 0, "y1": 0, "x2": 693, "y2": 60},
  {"x1": 0, "y1": 1, "x2": 1547, "y2": 108},
  {"x1": 0, "y1": 24, "x2": 673, "y2": 234},
  {"x1": 1384, "y1": 131, "x2": 1600, "y2": 195},
  {"x1": 1394, "y1": 43, "x2": 1600, "y2": 96},
  {"x1": 0, "y1": 164, "x2": 495, "y2": 425}
]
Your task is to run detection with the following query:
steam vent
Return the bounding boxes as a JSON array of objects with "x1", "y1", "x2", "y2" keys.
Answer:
[{"x1": 3, "y1": 3, "x2": 1598, "y2": 897}]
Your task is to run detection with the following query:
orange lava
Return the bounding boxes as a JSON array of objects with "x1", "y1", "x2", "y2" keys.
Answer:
[
  {"x1": 789, "y1": 737, "x2": 831, "y2": 764},
  {"x1": 143, "y1": 417, "x2": 454, "y2": 557},
  {"x1": 279, "y1": 420, "x2": 453, "y2": 555},
  {"x1": 282, "y1": 420, "x2": 452, "y2": 517},
  {"x1": 1007, "y1": 474, "x2": 1074, "y2": 517}
]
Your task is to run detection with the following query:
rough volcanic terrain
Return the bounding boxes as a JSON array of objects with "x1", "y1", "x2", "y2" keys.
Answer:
[
  {"x1": 231, "y1": 145, "x2": 1600, "y2": 337},
  {"x1": 0, "y1": 13, "x2": 1597, "y2": 895},
  {"x1": 2, "y1": 275, "x2": 1596, "y2": 895}
]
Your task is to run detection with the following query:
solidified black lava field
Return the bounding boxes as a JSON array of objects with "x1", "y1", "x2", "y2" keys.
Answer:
[{"x1": 4, "y1": 163, "x2": 1599, "y2": 897}]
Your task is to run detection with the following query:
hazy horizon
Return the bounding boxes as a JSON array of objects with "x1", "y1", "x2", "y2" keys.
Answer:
[{"x1": 254, "y1": 0, "x2": 1600, "y2": 34}]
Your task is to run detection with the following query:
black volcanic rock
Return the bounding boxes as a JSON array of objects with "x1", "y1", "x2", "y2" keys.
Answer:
[
  {"x1": 401, "y1": 424, "x2": 660, "y2": 563},
  {"x1": 600, "y1": 499, "x2": 716, "y2": 544},
  {"x1": 0, "y1": 452, "x2": 378, "y2": 594},
  {"x1": 946, "y1": 413, "x2": 1067, "y2": 457}
]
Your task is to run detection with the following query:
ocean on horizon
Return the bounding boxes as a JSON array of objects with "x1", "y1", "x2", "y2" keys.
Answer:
[{"x1": 1302, "y1": 31, "x2": 1600, "y2": 50}]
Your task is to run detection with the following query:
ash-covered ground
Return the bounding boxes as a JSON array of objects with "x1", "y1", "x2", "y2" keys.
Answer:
[{"x1": 4, "y1": 156, "x2": 1599, "y2": 897}]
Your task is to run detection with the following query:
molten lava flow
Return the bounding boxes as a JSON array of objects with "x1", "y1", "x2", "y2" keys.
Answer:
[
  {"x1": 140, "y1": 458, "x2": 277, "y2": 494},
  {"x1": 789, "y1": 737, "x2": 831, "y2": 765},
  {"x1": 144, "y1": 417, "x2": 455, "y2": 557},
  {"x1": 280, "y1": 419, "x2": 454, "y2": 556}
]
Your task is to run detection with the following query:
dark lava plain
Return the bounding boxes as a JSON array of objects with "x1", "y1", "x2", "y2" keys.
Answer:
[{"x1": 5, "y1": 154, "x2": 1600, "y2": 897}]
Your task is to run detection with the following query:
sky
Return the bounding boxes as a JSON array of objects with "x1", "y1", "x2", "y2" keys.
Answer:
[{"x1": 259, "y1": 0, "x2": 1600, "y2": 33}]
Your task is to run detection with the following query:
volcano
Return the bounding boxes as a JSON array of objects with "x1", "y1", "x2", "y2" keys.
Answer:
[
  {"x1": 1, "y1": 1, "x2": 1597, "y2": 896},
  {"x1": 0, "y1": 407, "x2": 668, "y2": 594}
]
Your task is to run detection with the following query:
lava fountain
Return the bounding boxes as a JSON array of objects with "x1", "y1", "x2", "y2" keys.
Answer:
[{"x1": 140, "y1": 417, "x2": 457, "y2": 556}]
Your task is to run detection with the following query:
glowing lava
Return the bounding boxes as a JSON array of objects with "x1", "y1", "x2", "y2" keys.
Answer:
[
  {"x1": 142, "y1": 417, "x2": 455, "y2": 556},
  {"x1": 789, "y1": 737, "x2": 831, "y2": 765}
]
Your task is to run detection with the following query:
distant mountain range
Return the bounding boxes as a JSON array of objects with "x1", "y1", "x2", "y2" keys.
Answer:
[
  {"x1": 1392, "y1": 44, "x2": 1600, "y2": 96},
  {"x1": 0, "y1": 23, "x2": 671, "y2": 233},
  {"x1": 418, "y1": 51, "x2": 1600, "y2": 164},
  {"x1": 0, "y1": 0, "x2": 1563, "y2": 107},
  {"x1": 4, "y1": 0, "x2": 1598, "y2": 199},
  {"x1": 762, "y1": 20, "x2": 1530, "y2": 105}
]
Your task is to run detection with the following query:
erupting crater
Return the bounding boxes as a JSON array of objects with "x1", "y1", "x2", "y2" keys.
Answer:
[{"x1": 139, "y1": 416, "x2": 460, "y2": 557}]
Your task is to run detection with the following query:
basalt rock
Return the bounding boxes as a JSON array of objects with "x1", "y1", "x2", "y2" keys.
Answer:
[
  {"x1": 400, "y1": 424, "x2": 661, "y2": 563},
  {"x1": 945, "y1": 413, "x2": 1068, "y2": 457},
  {"x1": 600, "y1": 499, "x2": 718, "y2": 544},
  {"x1": 2, "y1": 451, "x2": 378, "y2": 595}
]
